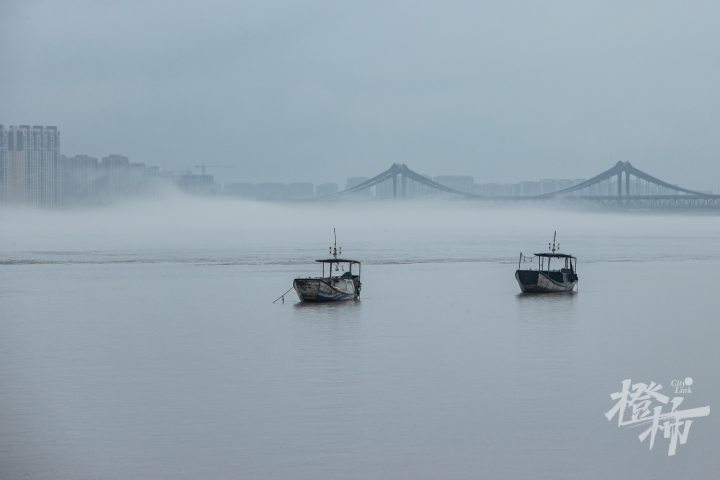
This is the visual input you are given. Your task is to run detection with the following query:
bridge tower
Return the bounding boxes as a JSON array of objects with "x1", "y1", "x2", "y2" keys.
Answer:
[
  {"x1": 615, "y1": 163, "x2": 632, "y2": 197},
  {"x1": 390, "y1": 164, "x2": 410, "y2": 198},
  {"x1": 625, "y1": 168, "x2": 630, "y2": 196}
]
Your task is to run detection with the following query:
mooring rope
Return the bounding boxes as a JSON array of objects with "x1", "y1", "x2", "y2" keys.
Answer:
[{"x1": 272, "y1": 286, "x2": 294, "y2": 304}]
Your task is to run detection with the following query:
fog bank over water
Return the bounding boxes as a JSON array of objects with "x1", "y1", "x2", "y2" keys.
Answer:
[{"x1": 2, "y1": 196, "x2": 719, "y2": 265}]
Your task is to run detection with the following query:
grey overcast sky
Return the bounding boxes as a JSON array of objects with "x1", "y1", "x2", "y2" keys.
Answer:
[{"x1": 2, "y1": 0, "x2": 719, "y2": 187}]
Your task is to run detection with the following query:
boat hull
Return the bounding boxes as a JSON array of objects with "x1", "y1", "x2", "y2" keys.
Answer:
[
  {"x1": 515, "y1": 270, "x2": 577, "y2": 293},
  {"x1": 293, "y1": 277, "x2": 359, "y2": 302}
]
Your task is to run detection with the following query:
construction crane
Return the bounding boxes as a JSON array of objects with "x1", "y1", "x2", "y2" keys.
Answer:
[{"x1": 194, "y1": 163, "x2": 236, "y2": 175}]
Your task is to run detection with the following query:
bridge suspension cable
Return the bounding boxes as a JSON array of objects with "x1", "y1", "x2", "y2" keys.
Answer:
[
  {"x1": 317, "y1": 161, "x2": 720, "y2": 206},
  {"x1": 328, "y1": 163, "x2": 481, "y2": 198}
]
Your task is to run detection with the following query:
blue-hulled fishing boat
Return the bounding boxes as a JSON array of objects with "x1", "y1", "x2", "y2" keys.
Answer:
[{"x1": 515, "y1": 232, "x2": 578, "y2": 293}]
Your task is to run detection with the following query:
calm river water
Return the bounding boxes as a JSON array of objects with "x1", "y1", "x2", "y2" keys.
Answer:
[{"x1": 1, "y1": 201, "x2": 718, "y2": 479}]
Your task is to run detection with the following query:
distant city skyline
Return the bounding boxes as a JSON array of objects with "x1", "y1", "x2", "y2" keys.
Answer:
[
  {"x1": 40, "y1": 140, "x2": 720, "y2": 194},
  {"x1": 3, "y1": 1, "x2": 720, "y2": 190},
  {"x1": 20, "y1": 130, "x2": 720, "y2": 193},
  {"x1": 1, "y1": 122, "x2": 600, "y2": 205}
]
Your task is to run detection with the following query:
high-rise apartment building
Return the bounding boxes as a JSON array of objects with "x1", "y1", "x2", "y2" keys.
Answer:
[
  {"x1": 60, "y1": 154, "x2": 99, "y2": 205},
  {"x1": 0, "y1": 125, "x2": 60, "y2": 207}
]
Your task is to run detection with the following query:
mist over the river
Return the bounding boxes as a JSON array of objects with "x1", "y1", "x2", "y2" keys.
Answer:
[{"x1": 2, "y1": 195, "x2": 719, "y2": 265}]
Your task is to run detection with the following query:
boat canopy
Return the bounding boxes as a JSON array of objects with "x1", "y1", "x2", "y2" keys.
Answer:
[
  {"x1": 315, "y1": 258, "x2": 361, "y2": 264},
  {"x1": 533, "y1": 253, "x2": 575, "y2": 259}
]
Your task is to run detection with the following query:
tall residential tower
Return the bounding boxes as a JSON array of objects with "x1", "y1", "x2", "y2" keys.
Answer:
[{"x1": 0, "y1": 125, "x2": 60, "y2": 207}]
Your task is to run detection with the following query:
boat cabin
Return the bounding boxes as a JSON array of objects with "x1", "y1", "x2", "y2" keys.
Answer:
[
  {"x1": 315, "y1": 258, "x2": 362, "y2": 279},
  {"x1": 529, "y1": 252, "x2": 577, "y2": 274}
]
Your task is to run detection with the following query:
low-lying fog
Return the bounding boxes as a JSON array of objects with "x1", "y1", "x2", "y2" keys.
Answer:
[{"x1": 2, "y1": 192, "x2": 719, "y2": 265}]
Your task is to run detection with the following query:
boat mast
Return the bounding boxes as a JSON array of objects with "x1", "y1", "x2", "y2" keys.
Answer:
[
  {"x1": 329, "y1": 228, "x2": 338, "y2": 259},
  {"x1": 547, "y1": 231, "x2": 559, "y2": 271},
  {"x1": 328, "y1": 228, "x2": 342, "y2": 274}
]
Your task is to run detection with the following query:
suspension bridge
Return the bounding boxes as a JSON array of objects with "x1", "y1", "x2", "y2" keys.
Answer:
[{"x1": 328, "y1": 162, "x2": 720, "y2": 209}]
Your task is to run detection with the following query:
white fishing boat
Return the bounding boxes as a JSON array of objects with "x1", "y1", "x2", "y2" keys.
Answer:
[
  {"x1": 515, "y1": 232, "x2": 578, "y2": 293},
  {"x1": 293, "y1": 230, "x2": 361, "y2": 303}
]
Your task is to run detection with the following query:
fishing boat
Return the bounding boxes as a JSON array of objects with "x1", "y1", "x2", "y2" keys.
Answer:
[
  {"x1": 515, "y1": 232, "x2": 578, "y2": 293},
  {"x1": 293, "y1": 230, "x2": 361, "y2": 302}
]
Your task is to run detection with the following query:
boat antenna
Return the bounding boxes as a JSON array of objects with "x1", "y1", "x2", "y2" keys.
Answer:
[
  {"x1": 329, "y1": 228, "x2": 341, "y2": 259},
  {"x1": 549, "y1": 230, "x2": 558, "y2": 253}
]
